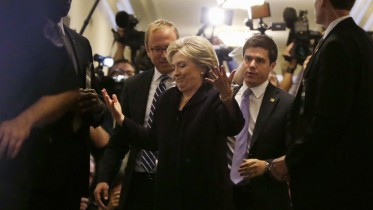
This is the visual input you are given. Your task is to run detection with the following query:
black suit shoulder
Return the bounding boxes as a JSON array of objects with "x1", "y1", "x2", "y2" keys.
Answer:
[
  {"x1": 121, "y1": 68, "x2": 154, "y2": 91},
  {"x1": 267, "y1": 83, "x2": 295, "y2": 102},
  {"x1": 64, "y1": 26, "x2": 90, "y2": 45},
  {"x1": 120, "y1": 68, "x2": 154, "y2": 119}
]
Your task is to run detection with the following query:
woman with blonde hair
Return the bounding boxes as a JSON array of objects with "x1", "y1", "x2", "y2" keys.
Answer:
[{"x1": 103, "y1": 36, "x2": 244, "y2": 210}]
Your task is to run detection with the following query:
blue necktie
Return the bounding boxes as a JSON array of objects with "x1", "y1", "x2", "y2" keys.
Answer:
[
  {"x1": 141, "y1": 74, "x2": 169, "y2": 172},
  {"x1": 230, "y1": 88, "x2": 251, "y2": 184}
]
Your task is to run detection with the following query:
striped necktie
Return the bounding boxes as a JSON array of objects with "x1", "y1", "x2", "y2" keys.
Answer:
[{"x1": 140, "y1": 74, "x2": 169, "y2": 172}]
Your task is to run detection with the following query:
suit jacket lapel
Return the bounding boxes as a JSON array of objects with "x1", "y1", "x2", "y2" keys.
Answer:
[
  {"x1": 250, "y1": 83, "x2": 279, "y2": 148},
  {"x1": 64, "y1": 26, "x2": 82, "y2": 78}
]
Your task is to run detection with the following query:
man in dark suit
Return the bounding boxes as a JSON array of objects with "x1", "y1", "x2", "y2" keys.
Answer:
[
  {"x1": 94, "y1": 19, "x2": 179, "y2": 210},
  {"x1": 270, "y1": 0, "x2": 373, "y2": 210},
  {"x1": 0, "y1": 2, "x2": 81, "y2": 209},
  {"x1": 229, "y1": 34, "x2": 293, "y2": 210},
  {"x1": 29, "y1": 0, "x2": 105, "y2": 209}
]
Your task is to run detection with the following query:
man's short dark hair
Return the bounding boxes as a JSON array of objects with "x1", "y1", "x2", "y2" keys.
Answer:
[
  {"x1": 330, "y1": 0, "x2": 355, "y2": 10},
  {"x1": 114, "y1": 58, "x2": 132, "y2": 66},
  {"x1": 242, "y1": 34, "x2": 278, "y2": 64}
]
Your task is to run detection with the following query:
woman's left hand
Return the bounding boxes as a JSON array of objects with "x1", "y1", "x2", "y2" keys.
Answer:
[{"x1": 205, "y1": 65, "x2": 236, "y2": 98}]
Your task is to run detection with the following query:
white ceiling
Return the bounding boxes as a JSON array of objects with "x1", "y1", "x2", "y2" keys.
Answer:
[{"x1": 128, "y1": 0, "x2": 319, "y2": 48}]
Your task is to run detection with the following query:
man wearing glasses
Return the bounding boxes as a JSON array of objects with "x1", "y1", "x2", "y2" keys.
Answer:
[{"x1": 95, "y1": 19, "x2": 180, "y2": 210}]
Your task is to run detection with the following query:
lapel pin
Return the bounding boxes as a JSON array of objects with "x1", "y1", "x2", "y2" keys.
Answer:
[{"x1": 270, "y1": 98, "x2": 275, "y2": 103}]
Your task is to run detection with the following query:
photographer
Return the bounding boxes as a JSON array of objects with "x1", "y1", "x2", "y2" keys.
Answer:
[
  {"x1": 113, "y1": 27, "x2": 127, "y2": 62},
  {"x1": 112, "y1": 11, "x2": 145, "y2": 65},
  {"x1": 279, "y1": 7, "x2": 323, "y2": 93},
  {"x1": 107, "y1": 59, "x2": 136, "y2": 97},
  {"x1": 279, "y1": 42, "x2": 298, "y2": 92},
  {"x1": 283, "y1": 7, "x2": 322, "y2": 65},
  {"x1": 279, "y1": 43, "x2": 312, "y2": 94},
  {"x1": 91, "y1": 59, "x2": 136, "y2": 146}
]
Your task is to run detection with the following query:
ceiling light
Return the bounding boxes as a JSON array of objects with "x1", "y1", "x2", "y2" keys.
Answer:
[
  {"x1": 208, "y1": 7, "x2": 225, "y2": 25},
  {"x1": 217, "y1": 0, "x2": 265, "y2": 9},
  {"x1": 217, "y1": 31, "x2": 252, "y2": 47}
]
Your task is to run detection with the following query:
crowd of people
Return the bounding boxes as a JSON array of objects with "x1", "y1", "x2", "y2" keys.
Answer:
[{"x1": 1, "y1": 0, "x2": 373, "y2": 210}]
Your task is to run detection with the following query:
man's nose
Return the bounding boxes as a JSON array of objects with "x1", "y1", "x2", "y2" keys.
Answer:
[{"x1": 249, "y1": 59, "x2": 256, "y2": 67}]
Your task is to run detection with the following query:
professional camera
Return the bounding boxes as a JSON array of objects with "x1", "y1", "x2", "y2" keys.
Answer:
[
  {"x1": 98, "y1": 74, "x2": 126, "y2": 97},
  {"x1": 93, "y1": 54, "x2": 125, "y2": 96},
  {"x1": 112, "y1": 11, "x2": 145, "y2": 62},
  {"x1": 93, "y1": 54, "x2": 114, "y2": 78},
  {"x1": 283, "y1": 7, "x2": 322, "y2": 65}
]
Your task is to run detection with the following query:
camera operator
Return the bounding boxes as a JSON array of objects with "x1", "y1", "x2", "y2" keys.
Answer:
[
  {"x1": 112, "y1": 11, "x2": 154, "y2": 74},
  {"x1": 283, "y1": 7, "x2": 322, "y2": 66},
  {"x1": 279, "y1": 7, "x2": 323, "y2": 93},
  {"x1": 279, "y1": 43, "x2": 312, "y2": 94},
  {"x1": 109, "y1": 59, "x2": 136, "y2": 79},
  {"x1": 112, "y1": 11, "x2": 145, "y2": 64},
  {"x1": 113, "y1": 27, "x2": 127, "y2": 62}
]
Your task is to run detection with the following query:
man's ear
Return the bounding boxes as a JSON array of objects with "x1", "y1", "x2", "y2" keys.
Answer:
[
  {"x1": 270, "y1": 61, "x2": 276, "y2": 70},
  {"x1": 145, "y1": 45, "x2": 151, "y2": 58}
]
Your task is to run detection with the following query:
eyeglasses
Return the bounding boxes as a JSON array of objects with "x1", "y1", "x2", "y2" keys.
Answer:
[
  {"x1": 150, "y1": 47, "x2": 168, "y2": 55},
  {"x1": 110, "y1": 68, "x2": 135, "y2": 76}
]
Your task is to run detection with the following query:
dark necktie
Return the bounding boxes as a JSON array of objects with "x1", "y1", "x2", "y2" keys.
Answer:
[
  {"x1": 141, "y1": 74, "x2": 169, "y2": 172},
  {"x1": 230, "y1": 88, "x2": 251, "y2": 184}
]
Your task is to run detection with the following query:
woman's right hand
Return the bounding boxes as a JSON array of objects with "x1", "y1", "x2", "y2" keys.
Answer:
[
  {"x1": 101, "y1": 89, "x2": 125, "y2": 125},
  {"x1": 206, "y1": 65, "x2": 235, "y2": 99}
]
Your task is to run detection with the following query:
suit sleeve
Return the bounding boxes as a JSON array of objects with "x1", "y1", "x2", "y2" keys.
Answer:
[
  {"x1": 80, "y1": 36, "x2": 105, "y2": 127},
  {"x1": 97, "y1": 125, "x2": 130, "y2": 183},
  {"x1": 119, "y1": 118, "x2": 157, "y2": 150},
  {"x1": 216, "y1": 93, "x2": 245, "y2": 137}
]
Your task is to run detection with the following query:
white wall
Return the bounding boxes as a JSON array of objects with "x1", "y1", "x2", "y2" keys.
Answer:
[{"x1": 68, "y1": 0, "x2": 116, "y2": 58}]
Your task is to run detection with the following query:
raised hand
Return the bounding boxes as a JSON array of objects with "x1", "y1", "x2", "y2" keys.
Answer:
[
  {"x1": 205, "y1": 65, "x2": 236, "y2": 100},
  {"x1": 101, "y1": 88, "x2": 125, "y2": 125}
]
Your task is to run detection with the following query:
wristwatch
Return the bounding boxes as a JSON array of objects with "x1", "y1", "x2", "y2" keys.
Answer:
[{"x1": 265, "y1": 161, "x2": 271, "y2": 174}]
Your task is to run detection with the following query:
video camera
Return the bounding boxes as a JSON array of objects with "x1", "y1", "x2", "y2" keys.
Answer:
[
  {"x1": 112, "y1": 11, "x2": 145, "y2": 62},
  {"x1": 283, "y1": 7, "x2": 322, "y2": 65}
]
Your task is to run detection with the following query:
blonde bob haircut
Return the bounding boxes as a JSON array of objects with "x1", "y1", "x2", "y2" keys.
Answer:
[{"x1": 166, "y1": 36, "x2": 219, "y2": 74}]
